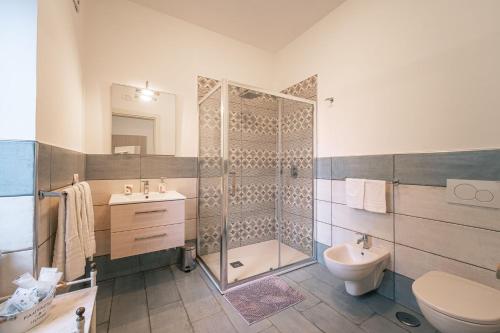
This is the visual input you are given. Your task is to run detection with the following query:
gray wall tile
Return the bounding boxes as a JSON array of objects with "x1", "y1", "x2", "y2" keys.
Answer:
[
  {"x1": 314, "y1": 157, "x2": 332, "y2": 179},
  {"x1": 394, "y1": 273, "x2": 420, "y2": 313},
  {"x1": 376, "y1": 270, "x2": 395, "y2": 300},
  {"x1": 141, "y1": 156, "x2": 198, "y2": 179},
  {"x1": 36, "y1": 143, "x2": 51, "y2": 191},
  {"x1": 86, "y1": 154, "x2": 140, "y2": 180},
  {"x1": 0, "y1": 141, "x2": 35, "y2": 196},
  {"x1": 51, "y1": 146, "x2": 86, "y2": 189},
  {"x1": 395, "y1": 150, "x2": 500, "y2": 186},
  {"x1": 94, "y1": 250, "x2": 179, "y2": 281},
  {"x1": 332, "y1": 155, "x2": 394, "y2": 181},
  {"x1": 315, "y1": 241, "x2": 328, "y2": 265}
]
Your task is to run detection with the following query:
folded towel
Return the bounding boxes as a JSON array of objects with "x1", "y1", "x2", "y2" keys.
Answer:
[
  {"x1": 52, "y1": 187, "x2": 86, "y2": 281},
  {"x1": 346, "y1": 178, "x2": 365, "y2": 209},
  {"x1": 364, "y1": 180, "x2": 387, "y2": 213},
  {"x1": 78, "y1": 182, "x2": 96, "y2": 258}
]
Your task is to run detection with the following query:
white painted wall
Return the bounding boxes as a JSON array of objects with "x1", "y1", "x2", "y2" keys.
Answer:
[
  {"x1": 274, "y1": 0, "x2": 500, "y2": 157},
  {"x1": 83, "y1": 0, "x2": 275, "y2": 156},
  {"x1": 36, "y1": 0, "x2": 85, "y2": 151},
  {"x1": 0, "y1": 0, "x2": 37, "y2": 141}
]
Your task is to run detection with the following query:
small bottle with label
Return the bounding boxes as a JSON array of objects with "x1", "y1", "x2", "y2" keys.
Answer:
[
  {"x1": 158, "y1": 177, "x2": 167, "y2": 193},
  {"x1": 124, "y1": 184, "x2": 133, "y2": 195}
]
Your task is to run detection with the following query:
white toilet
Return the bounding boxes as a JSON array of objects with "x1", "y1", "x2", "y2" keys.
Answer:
[{"x1": 412, "y1": 271, "x2": 500, "y2": 333}]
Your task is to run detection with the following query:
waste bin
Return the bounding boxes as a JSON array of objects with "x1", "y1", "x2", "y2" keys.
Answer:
[{"x1": 178, "y1": 244, "x2": 196, "y2": 272}]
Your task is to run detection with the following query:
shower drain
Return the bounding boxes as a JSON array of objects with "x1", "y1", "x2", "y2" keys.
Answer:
[
  {"x1": 396, "y1": 312, "x2": 421, "y2": 327},
  {"x1": 230, "y1": 261, "x2": 244, "y2": 268}
]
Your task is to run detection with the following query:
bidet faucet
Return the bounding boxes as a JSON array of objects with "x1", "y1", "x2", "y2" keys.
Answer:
[
  {"x1": 356, "y1": 233, "x2": 370, "y2": 249},
  {"x1": 142, "y1": 180, "x2": 150, "y2": 195}
]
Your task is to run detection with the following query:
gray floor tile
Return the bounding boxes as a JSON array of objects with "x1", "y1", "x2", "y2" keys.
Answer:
[
  {"x1": 175, "y1": 270, "x2": 221, "y2": 321},
  {"x1": 259, "y1": 327, "x2": 281, "y2": 333},
  {"x1": 145, "y1": 268, "x2": 180, "y2": 309},
  {"x1": 192, "y1": 311, "x2": 238, "y2": 333},
  {"x1": 211, "y1": 290, "x2": 273, "y2": 333},
  {"x1": 361, "y1": 293, "x2": 436, "y2": 333},
  {"x1": 97, "y1": 322, "x2": 109, "y2": 333},
  {"x1": 108, "y1": 273, "x2": 150, "y2": 333},
  {"x1": 269, "y1": 307, "x2": 322, "y2": 333},
  {"x1": 171, "y1": 264, "x2": 201, "y2": 280},
  {"x1": 150, "y1": 301, "x2": 193, "y2": 333},
  {"x1": 301, "y1": 278, "x2": 374, "y2": 324},
  {"x1": 283, "y1": 268, "x2": 313, "y2": 283},
  {"x1": 302, "y1": 264, "x2": 344, "y2": 288},
  {"x1": 280, "y1": 276, "x2": 320, "y2": 312},
  {"x1": 96, "y1": 280, "x2": 114, "y2": 325},
  {"x1": 361, "y1": 315, "x2": 408, "y2": 333},
  {"x1": 98, "y1": 263, "x2": 435, "y2": 333},
  {"x1": 301, "y1": 303, "x2": 364, "y2": 333},
  {"x1": 199, "y1": 267, "x2": 221, "y2": 293}
]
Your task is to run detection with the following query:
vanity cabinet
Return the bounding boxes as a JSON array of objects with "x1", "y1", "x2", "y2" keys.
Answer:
[{"x1": 109, "y1": 197, "x2": 185, "y2": 259}]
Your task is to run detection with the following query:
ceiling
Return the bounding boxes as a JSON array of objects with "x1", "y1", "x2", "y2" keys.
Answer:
[{"x1": 128, "y1": 0, "x2": 346, "y2": 52}]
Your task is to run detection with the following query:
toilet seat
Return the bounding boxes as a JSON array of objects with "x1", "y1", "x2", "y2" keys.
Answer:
[{"x1": 412, "y1": 271, "x2": 500, "y2": 326}]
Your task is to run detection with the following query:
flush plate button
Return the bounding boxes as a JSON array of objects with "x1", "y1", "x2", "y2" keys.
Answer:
[{"x1": 446, "y1": 179, "x2": 500, "y2": 209}]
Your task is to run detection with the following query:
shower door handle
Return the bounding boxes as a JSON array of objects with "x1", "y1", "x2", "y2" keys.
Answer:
[{"x1": 229, "y1": 171, "x2": 236, "y2": 195}]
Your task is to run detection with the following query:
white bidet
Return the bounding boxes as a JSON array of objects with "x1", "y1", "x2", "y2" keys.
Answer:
[{"x1": 323, "y1": 243, "x2": 390, "y2": 296}]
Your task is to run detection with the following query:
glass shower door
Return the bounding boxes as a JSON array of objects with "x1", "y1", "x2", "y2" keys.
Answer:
[
  {"x1": 198, "y1": 80, "x2": 316, "y2": 292},
  {"x1": 198, "y1": 85, "x2": 223, "y2": 284},
  {"x1": 225, "y1": 84, "x2": 280, "y2": 284}
]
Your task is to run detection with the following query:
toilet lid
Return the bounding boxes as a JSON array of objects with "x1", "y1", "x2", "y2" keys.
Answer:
[{"x1": 412, "y1": 271, "x2": 500, "y2": 325}]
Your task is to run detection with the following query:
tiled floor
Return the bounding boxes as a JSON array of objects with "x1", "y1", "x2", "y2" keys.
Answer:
[
  {"x1": 201, "y1": 240, "x2": 310, "y2": 283},
  {"x1": 96, "y1": 263, "x2": 438, "y2": 333}
]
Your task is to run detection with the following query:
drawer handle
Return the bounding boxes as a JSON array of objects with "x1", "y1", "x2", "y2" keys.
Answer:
[
  {"x1": 134, "y1": 233, "x2": 167, "y2": 241},
  {"x1": 135, "y1": 209, "x2": 167, "y2": 215}
]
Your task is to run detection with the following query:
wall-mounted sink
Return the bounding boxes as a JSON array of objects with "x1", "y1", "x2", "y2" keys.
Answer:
[{"x1": 109, "y1": 191, "x2": 186, "y2": 205}]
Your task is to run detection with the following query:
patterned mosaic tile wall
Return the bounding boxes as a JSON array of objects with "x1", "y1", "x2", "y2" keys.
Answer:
[
  {"x1": 280, "y1": 75, "x2": 317, "y2": 101},
  {"x1": 281, "y1": 99, "x2": 314, "y2": 255},
  {"x1": 280, "y1": 75, "x2": 317, "y2": 255},
  {"x1": 197, "y1": 76, "x2": 317, "y2": 257}
]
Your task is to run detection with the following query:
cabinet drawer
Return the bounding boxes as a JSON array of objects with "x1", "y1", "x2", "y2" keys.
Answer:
[
  {"x1": 110, "y1": 200, "x2": 185, "y2": 232},
  {"x1": 111, "y1": 224, "x2": 184, "y2": 259}
]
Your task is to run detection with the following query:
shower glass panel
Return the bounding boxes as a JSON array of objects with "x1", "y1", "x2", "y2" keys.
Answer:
[
  {"x1": 198, "y1": 85, "x2": 223, "y2": 285},
  {"x1": 197, "y1": 80, "x2": 316, "y2": 292}
]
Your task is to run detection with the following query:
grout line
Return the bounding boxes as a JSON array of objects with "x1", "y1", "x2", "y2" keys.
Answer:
[
  {"x1": 105, "y1": 278, "x2": 115, "y2": 332},
  {"x1": 331, "y1": 224, "x2": 393, "y2": 244},
  {"x1": 392, "y1": 154, "x2": 397, "y2": 302},
  {"x1": 394, "y1": 212, "x2": 500, "y2": 233},
  {"x1": 395, "y1": 243, "x2": 496, "y2": 272},
  {"x1": 142, "y1": 272, "x2": 153, "y2": 332}
]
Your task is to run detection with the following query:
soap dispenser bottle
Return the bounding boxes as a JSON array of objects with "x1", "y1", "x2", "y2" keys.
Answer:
[{"x1": 158, "y1": 177, "x2": 167, "y2": 193}]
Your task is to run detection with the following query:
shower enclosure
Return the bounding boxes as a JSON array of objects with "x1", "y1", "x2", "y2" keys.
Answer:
[{"x1": 197, "y1": 80, "x2": 316, "y2": 292}]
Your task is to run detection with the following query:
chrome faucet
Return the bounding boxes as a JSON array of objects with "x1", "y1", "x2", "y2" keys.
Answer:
[
  {"x1": 142, "y1": 180, "x2": 150, "y2": 195},
  {"x1": 356, "y1": 233, "x2": 370, "y2": 249}
]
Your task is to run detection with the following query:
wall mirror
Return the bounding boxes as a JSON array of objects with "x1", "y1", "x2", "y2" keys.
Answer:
[{"x1": 111, "y1": 83, "x2": 176, "y2": 155}]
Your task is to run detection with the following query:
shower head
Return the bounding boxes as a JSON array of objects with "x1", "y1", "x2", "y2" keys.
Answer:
[{"x1": 239, "y1": 89, "x2": 261, "y2": 99}]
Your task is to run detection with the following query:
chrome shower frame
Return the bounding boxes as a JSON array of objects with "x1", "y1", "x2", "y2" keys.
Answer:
[{"x1": 197, "y1": 79, "x2": 318, "y2": 293}]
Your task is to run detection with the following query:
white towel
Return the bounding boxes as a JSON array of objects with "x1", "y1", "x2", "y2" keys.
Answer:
[
  {"x1": 345, "y1": 178, "x2": 365, "y2": 209},
  {"x1": 52, "y1": 187, "x2": 86, "y2": 281},
  {"x1": 78, "y1": 182, "x2": 96, "y2": 257},
  {"x1": 364, "y1": 180, "x2": 387, "y2": 213},
  {"x1": 73, "y1": 185, "x2": 86, "y2": 259}
]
